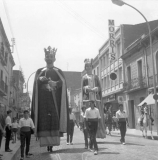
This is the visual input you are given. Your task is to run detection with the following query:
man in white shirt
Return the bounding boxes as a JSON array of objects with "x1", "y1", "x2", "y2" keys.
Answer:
[
  {"x1": 5, "y1": 110, "x2": 12, "y2": 152},
  {"x1": 116, "y1": 104, "x2": 128, "y2": 145},
  {"x1": 85, "y1": 100, "x2": 101, "y2": 155},
  {"x1": 18, "y1": 110, "x2": 35, "y2": 160}
]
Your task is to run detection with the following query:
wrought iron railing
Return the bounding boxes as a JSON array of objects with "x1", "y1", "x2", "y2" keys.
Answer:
[{"x1": 124, "y1": 77, "x2": 147, "y2": 91}]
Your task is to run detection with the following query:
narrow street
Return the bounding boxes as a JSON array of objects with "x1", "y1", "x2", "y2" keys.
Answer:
[{"x1": 18, "y1": 127, "x2": 158, "y2": 160}]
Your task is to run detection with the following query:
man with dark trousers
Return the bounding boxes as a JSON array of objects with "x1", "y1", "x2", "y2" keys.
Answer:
[
  {"x1": 18, "y1": 110, "x2": 35, "y2": 160},
  {"x1": 5, "y1": 110, "x2": 12, "y2": 152},
  {"x1": 116, "y1": 103, "x2": 128, "y2": 145},
  {"x1": 0, "y1": 113, "x2": 5, "y2": 159},
  {"x1": 85, "y1": 100, "x2": 101, "y2": 155}
]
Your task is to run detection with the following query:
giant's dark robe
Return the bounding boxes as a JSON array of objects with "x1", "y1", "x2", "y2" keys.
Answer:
[
  {"x1": 31, "y1": 67, "x2": 69, "y2": 147},
  {"x1": 81, "y1": 74, "x2": 106, "y2": 138}
]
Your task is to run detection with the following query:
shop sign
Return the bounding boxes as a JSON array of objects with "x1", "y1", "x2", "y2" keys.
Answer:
[
  {"x1": 108, "y1": 19, "x2": 116, "y2": 61},
  {"x1": 107, "y1": 94, "x2": 116, "y2": 102}
]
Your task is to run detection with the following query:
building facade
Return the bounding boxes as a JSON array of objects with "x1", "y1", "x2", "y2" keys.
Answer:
[
  {"x1": 122, "y1": 26, "x2": 158, "y2": 130},
  {"x1": 98, "y1": 20, "x2": 158, "y2": 125},
  {"x1": 0, "y1": 19, "x2": 15, "y2": 116}
]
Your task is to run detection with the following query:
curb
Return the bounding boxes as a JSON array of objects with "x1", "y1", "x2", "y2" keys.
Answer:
[{"x1": 11, "y1": 146, "x2": 20, "y2": 160}]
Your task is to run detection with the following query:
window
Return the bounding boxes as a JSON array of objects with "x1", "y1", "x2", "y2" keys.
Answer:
[
  {"x1": 106, "y1": 53, "x2": 109, "y2": 67},
  {"x1": 5, "y1": 76, "x2": 7, "y2": 84},
  {"x1": 116, "y1": 40, "x2": 121, "y2": 58},
  {"x1": 97, "y1": 67, "x2": 99, "y2": 76},
  {"x1": 104, "y1": 77, "x2": 107, "y2": 89},
  {"x1": 127, "y1": 66, "x2": 131, "y2": 82},
  {"x1": 119, "y1": 67, "x2": 123, "y2": 82},
  {"x1": 94, "y1": 70, "x2": 96, "y2": 75},
  {"x1": 1, "y1": 70, "x2": 3, "y2": 80},
  {"x1": 102, "y1": 79, "x2": 104, "y2": 88},
  {"x1": 115, "y1": 70, "x2": 118, "y2": 85},
  {"x1": 107, "y1": 75, "x2": 110, "y2": 88},
  {"x1": 137, "y1": 60, "x2": 143, "y2": 79}
]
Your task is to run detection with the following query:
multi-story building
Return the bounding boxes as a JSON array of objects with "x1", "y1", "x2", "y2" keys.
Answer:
[
  {"x1": 122, "y1": 26, "x2": 158, "y2": 130},
  {"x1": 98, "y1": 20, "x2": 158, "y2": 119},
  {"x1": 13, "y1": 70, "x2": 25, "y2": 117},
  {"x1": 0, "y1": 19, "x2": 15, "y2": 116},
  {"x1": 92, "y1": 56, "x2": 99, "y2": 77}
]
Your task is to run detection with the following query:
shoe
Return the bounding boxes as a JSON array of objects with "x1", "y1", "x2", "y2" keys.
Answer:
[
  {"x1": 94, "y1": 151, "x2": 98, "y2": 155},
  {"x1": 26, "y1": 155, "x2": 31, "y2": 158},
  {"x1": 50, "y1": 147, "x2": 53, "y2": 152},
  {"x1": 122, "y1": 142, "x2": 126, "y2": 145},
  {"x1": 89, "y1": 148, "x2": 93, "y2": 152},
  {"x1": 5, "y1": 149, "x2": 12, "y2": 152},
  {"x1": 70, "y1": 142, "x2": 73, "y2": 145},
  {"x1": 47, "y1": 146, "x2": 50, "y2": 151},
  {"x1": 20, "y1": 157, "x2": 24, "y2": 160},
  {"x1": 27, "y1": 153, "x2": 33, "y2": 156},
  {"x1": 66, "y1": 143, "x2": 70, "y2": 145}
]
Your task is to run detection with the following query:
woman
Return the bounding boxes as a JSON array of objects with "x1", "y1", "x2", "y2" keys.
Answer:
[{"x1": 81, "y1": 58, "x2": 106, "y2": 138}]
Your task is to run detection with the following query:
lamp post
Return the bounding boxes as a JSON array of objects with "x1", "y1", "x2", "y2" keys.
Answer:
[
  {"x1": 26, "y1": 71, "x2": 36, "y2": 94},
  {"x1": 111, "y1": 0, "x2": 158, "y2": 133}
]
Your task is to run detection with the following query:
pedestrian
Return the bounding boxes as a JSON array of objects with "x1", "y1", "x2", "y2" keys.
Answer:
[
  {"x1": 106, "y1": 107, "x2": 113, "y2": 135},
  {"x1": 85, "y1": 100, "x2": 101, "y2": 155},
  {"x1": 0, "y1": 113, "x2": 5, "y2": 159},
  {"x1": 18, "y1": 110, "x2": 35, "y2": 160},
  {"x1": 31, "y1": 46, "x2": 69, "y2": 152},
  {"x1": 5, "y1": 110, "x2": 12, "y2": 152},
  {"x1": 116, "y1": 104, "x2": 128, "y2": 145},
  {"x1": 79, "y1": 106, "x2": 88, "y2": 149},
  {"x1": 12, "y1": 118, "x2": 18, "y2": 143},
  {"x1": 67, "y1": 108, "x2": 78, "y2": 145}
]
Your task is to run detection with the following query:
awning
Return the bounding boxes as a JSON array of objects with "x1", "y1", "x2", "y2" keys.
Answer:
[{"x1": 138, "y1": 94, "x2": 157, "y2": 106}]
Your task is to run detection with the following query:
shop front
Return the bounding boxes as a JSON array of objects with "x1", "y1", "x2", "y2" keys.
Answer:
[{"x1": 103, "y1": 92, "x2": 126, "y2": 116}]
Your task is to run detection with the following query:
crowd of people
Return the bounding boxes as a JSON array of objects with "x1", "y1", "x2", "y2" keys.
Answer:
[
  {"x1": 0, "y1": 109, "x2": 35, "y2": 160},
  {"x1": 0, "y1": 46, "x2": 155, "y2": 160}
]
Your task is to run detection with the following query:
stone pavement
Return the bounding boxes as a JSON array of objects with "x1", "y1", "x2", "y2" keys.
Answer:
[
  {"x1": 111, "y1": 128, "x2": 158, "y2": 139},
  {"x1": 0, "y1": 137, "x2": 20, "y2": 160},
  {"x1": 14, "y1": 127, "x2": 158, "y2": 160}
]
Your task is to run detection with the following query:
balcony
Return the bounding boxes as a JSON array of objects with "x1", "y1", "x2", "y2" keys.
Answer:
[
  {"x1": 0, "y1": 80, "x2": 7, "y2": 96},
  {"x1": 124, "y1": 77, "x2": 147, "y2": 92},
  {"x1": 0, "y1": 43, "x2": 7, "y2": 66}
]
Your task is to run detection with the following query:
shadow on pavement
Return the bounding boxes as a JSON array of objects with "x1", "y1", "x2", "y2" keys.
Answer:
[
  {"x1": 99, "y1": 152, "x2": 120, "y2": 155},
  {"x1": 98, "y1": 141, "x2": 144, "y2": 146},
  {"x1": 53, "y1": 148, "x2": 86, "y2": 154}
]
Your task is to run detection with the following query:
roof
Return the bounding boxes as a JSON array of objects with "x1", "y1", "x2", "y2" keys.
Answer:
[
  {"x1": 123, "y1": 20, "x2": 158, "y2": 49},
  {"x1": 63, "y1": 71, "x2": 81, "y2": 91}
]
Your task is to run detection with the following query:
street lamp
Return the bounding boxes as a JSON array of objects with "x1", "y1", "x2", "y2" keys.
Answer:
[
  {"x1": 111, "y1": 0, "x2": 158, "y2": 133},
  {"x1": 26, "y1": 71, "x2": 36, "y2": 94}
]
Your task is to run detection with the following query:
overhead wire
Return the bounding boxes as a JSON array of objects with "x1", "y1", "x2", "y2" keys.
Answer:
[
  {"x1": 56, "y1": 0, "x2": 106, "y2": 40},
  {"x1": 2, "y1": 0, "x2": 22, "y2": 68}
]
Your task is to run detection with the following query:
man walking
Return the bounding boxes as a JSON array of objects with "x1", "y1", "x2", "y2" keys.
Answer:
[
  {"x1": 5, "y1": 110, "x2": 12, "y2": 152},
  {"x1": 80, "y1": 106, "x2": 88, "y2": 149},
  {"x1": 0, "y1": 113, "x2": 5, "y2": 159},
  {"x1": 18, "y1": 110, "x2": 35, "y2": 160},
  {"x1": 85, "y1": 100, "x2": 101, "y2": 155},
  {"x1": 116, "y1": 104, "x2": 128, "y2": 145}
]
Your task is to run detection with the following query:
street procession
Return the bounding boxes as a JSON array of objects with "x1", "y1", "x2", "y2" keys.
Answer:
[{"x1": 0, "y1": 0, "x2": 158, "y2": 160}]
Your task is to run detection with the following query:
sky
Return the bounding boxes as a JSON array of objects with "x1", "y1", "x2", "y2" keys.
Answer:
[{"x1": 0, "y1": 0, "x2": 157, "y2": 95}]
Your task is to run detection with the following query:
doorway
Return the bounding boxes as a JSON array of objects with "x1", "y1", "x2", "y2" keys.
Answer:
[{"x1": 128, "y1": 100, "x2": 136, "y2": 128}]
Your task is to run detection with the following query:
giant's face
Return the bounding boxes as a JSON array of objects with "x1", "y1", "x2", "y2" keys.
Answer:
[
  {"x1": 45, "y1": 54, "x2": 56, "y2": 64},
  {"x1": 85, "y1": 63, "x2": 92, "y2": 74}
]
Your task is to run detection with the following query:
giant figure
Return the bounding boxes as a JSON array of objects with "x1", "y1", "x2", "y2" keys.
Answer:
[
  {"x1": 81, "y1": 59, "x2": 106, "y2": 138},
  {"x1": 31, "y1": 46, "x2": 69, "y2": 151}
]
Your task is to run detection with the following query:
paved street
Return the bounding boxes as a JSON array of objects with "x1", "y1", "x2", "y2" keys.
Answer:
[{"x1": 17, "y1": 127, "x2": 158, "y2": 160}]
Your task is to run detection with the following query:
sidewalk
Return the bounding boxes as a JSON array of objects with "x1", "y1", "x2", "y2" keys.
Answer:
[
  {"x1": 0, "y1": 137, "x2": 20, "y2": 160},
  {"x1": 111, "y1": 128, "x2": 158, "y2": 139}
]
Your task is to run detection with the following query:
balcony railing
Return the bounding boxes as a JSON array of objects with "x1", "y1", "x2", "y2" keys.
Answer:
[{"x1": 124, "y1": 77, "x2": 147, "y2": 91}]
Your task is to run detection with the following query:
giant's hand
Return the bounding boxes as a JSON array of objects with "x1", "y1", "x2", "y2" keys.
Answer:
[
  {"x1": 39, "y1": 76, "x2": 48, "y2": 82},
  {"x1": 48, "y1": 80, "x2": 57, "y2": 87}
]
